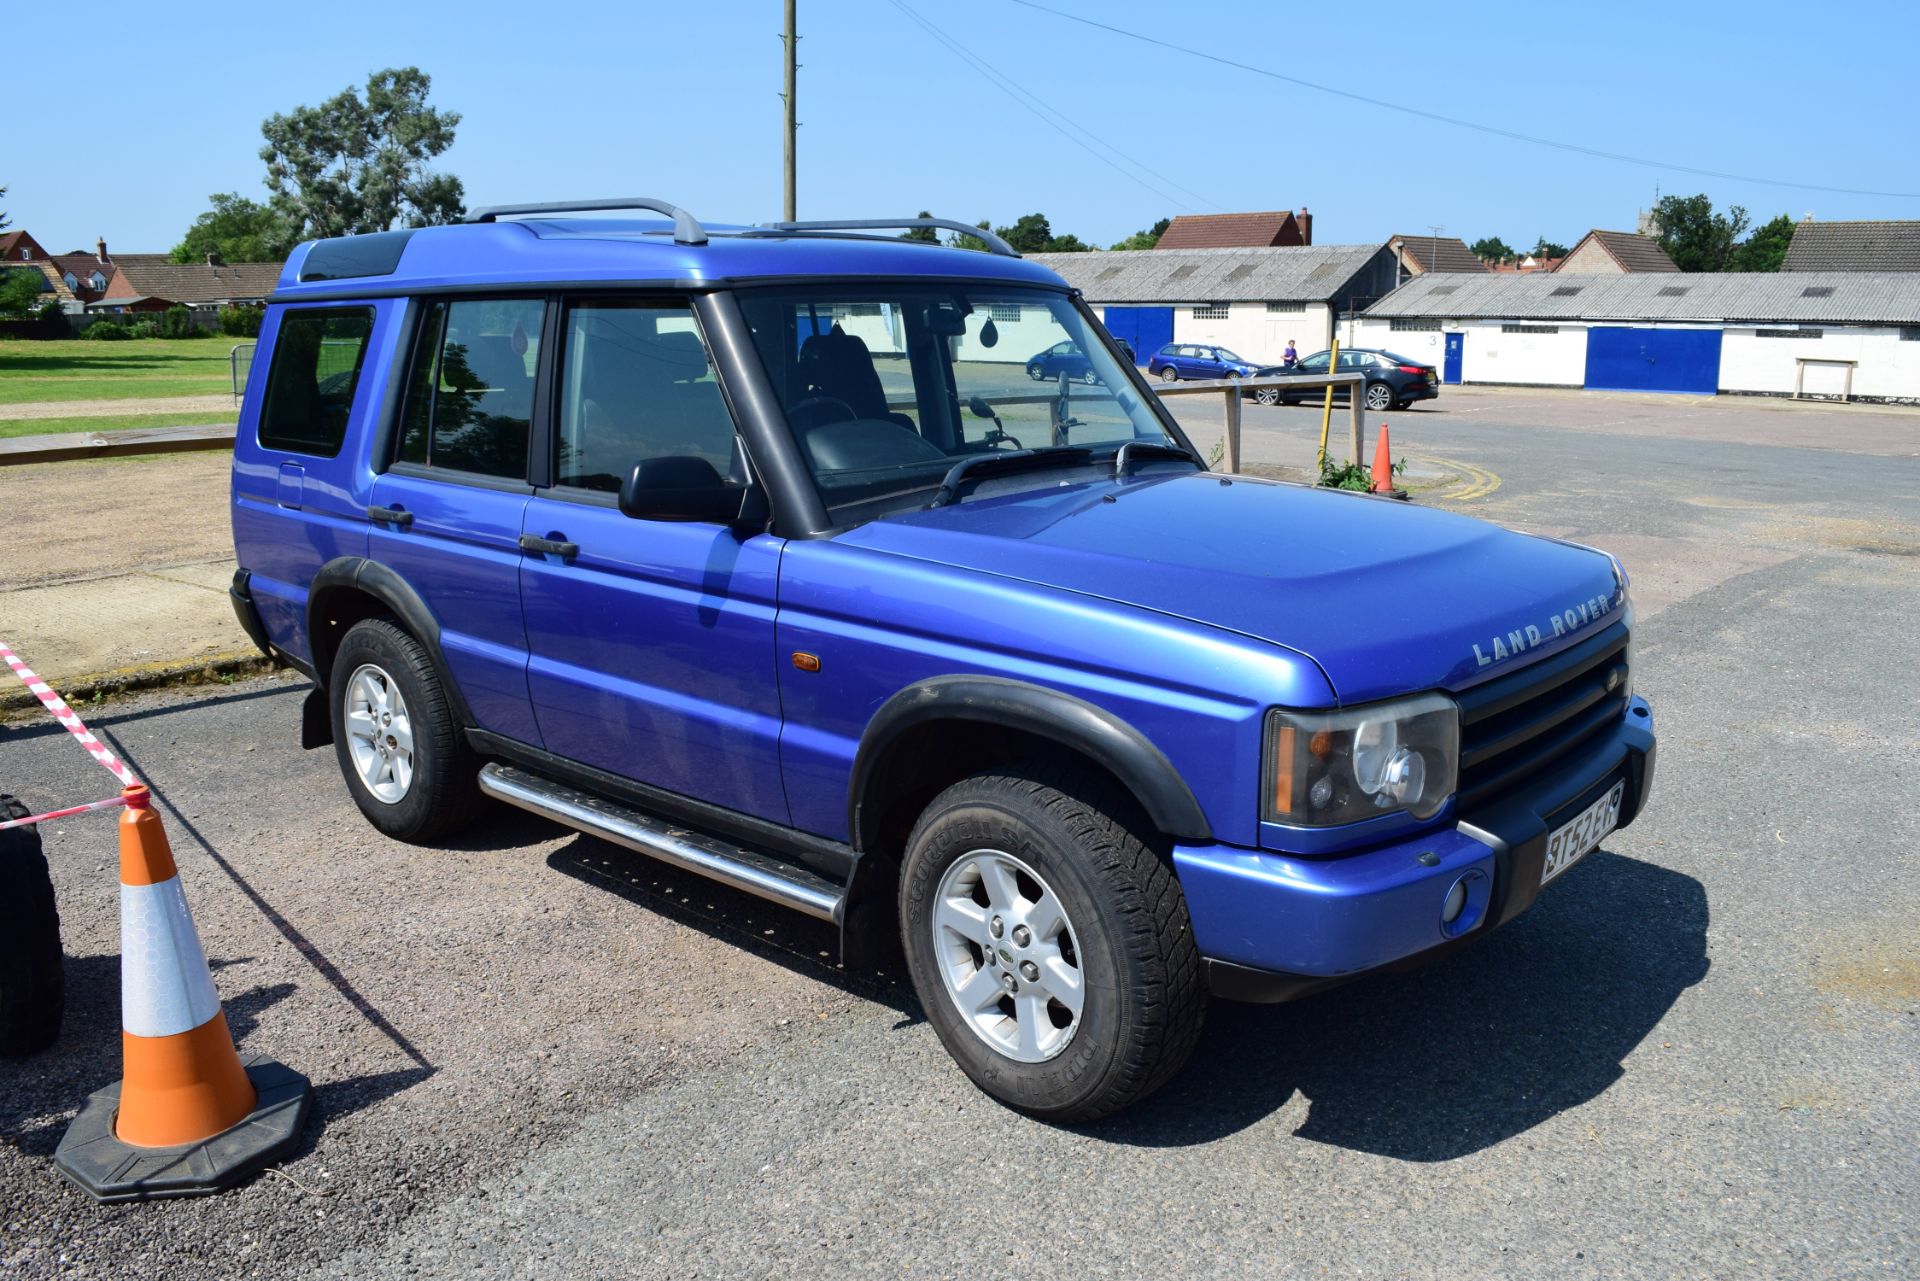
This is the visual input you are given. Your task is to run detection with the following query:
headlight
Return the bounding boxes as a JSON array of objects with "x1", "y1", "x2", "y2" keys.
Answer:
[{"x1": 1262, "y1": 692, "x2": 1459, "y2": 826}]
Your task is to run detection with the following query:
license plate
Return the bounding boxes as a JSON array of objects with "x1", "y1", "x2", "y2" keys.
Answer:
[{"x1": 1541, "y1": 781, "x2": 1624, "y2": 887}]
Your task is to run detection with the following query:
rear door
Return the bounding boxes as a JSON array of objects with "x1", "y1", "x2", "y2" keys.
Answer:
[
  {"x1": 518, "y1": 297, "x2": 790, "y2": 823},
  {"x1": 367, "y1": 296, "x2": 546, "y2": 745}
]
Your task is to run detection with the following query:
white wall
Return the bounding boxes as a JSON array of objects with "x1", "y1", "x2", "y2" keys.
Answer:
[
  {"x1": 1352, "y1": 317, "x2": 1587, "y2": 387},
  {"x1": 1168, "y1": 302, "x2": 1331, "y2": 364},
  {"x1": 1720, "y1": 326, "x2": 1920, "y2": 401}
]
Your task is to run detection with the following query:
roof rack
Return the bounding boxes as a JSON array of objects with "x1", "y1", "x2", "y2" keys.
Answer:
[
  {"x1": 756, "y1": 217, "x2": 1020, "y2": 258},
  {"x1": 464, "y1": 198, "x2": 708, "y2": 246}
]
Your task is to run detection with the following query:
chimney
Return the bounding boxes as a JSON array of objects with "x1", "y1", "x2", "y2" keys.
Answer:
[
  {"x1": 1297, "y1": 207, "x2": 1312, "y2": 246},
  {"x1": 206, "y1": 251, "x2": 224, "y2": 267},
  {"x1": 96, "y1": 237, "x2": 109, "y2": 263}
]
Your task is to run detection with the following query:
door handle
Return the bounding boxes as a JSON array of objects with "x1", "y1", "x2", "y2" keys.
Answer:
[
  {"x1": 519, "y1": 533, "x2": 579, "y2": 559},
  {"x1": 367, "y1": 504, "x2": 414, "y2": 527}
]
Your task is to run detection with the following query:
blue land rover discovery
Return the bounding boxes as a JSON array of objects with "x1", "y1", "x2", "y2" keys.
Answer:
[{"x1": 229, "y1": 200, "x2": 1656, "y2": 1121}]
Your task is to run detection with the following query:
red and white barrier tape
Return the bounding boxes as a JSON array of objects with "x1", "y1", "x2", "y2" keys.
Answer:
[
  {"x1": 0, "y1": 792, "x2": 131, "y2": 831},
  {"x1": 1, "y1": 639, "x2": 138, "y2": 787}
]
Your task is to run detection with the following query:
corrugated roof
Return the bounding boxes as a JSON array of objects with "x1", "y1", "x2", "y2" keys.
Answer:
[
  {"x1": 1155, "y1": 211, "x2": 1301, "y2": 250},
  {"x1": 1392, "y1": 235, "x2": 1487, "y2": 273},
  {"x1": 1782, "y1": 220, "x2": 1920, "y2": 272},
  {"x1": 1029, "y1": 244, "x2": 1384, "y2": 303},
  {"x1": 1562, "y1": 230, "x2": 1679, "y2": 272},
  {"x1": 1363, "y1": 271, "x2": 1920, "y2": 325}
]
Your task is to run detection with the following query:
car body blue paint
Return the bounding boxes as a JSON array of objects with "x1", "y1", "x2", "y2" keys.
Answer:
[
  {"x1": 1146, "y1": 342, "x2": 1257, "y2": 381},
  {"x1": 233, "y1": 214, "x2": 1657, "y2": 993}
]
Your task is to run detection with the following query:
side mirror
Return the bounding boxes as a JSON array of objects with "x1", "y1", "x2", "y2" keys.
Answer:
[{"x1": 618, "y1": 454, "x2": 769, "y2": 529}]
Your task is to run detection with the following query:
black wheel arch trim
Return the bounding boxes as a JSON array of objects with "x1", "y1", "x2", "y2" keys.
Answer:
[
  {"x1": 307, "y1": 557, "x2": 476, "y2": 728},
  {"x1": 848, "y1": 675, "x2": 1212, "y2": 849}
]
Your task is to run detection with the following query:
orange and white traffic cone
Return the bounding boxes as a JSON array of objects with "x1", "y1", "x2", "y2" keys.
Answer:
[
  {"x1": 1371, "y1": 423, "x2": 1396, "y2": 494},
  {"x1": 54, "y1": 785, "x2": 310, "y2": 1202}
]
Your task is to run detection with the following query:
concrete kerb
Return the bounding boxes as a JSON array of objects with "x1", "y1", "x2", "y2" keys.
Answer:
[{"x1": 0, "y1": 651, "x2": 279, "y2": 721}]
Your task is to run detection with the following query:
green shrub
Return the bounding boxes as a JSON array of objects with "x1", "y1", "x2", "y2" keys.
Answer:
[
  {"x1": 218, "y1": 305, "x2": 263, "y2": 337},
  {"x1": 158, "y1": 305, "x2": 205, "y2": 339},
  {"x1": 1317, "y1": 455, "x2": 1405, "y2": 492},
  {"x1": 81, "y1": 319, "x2": 130, "y2": 341},
  {"x1": 126, "y1": 319, "x2": 160, "y2": 340}
]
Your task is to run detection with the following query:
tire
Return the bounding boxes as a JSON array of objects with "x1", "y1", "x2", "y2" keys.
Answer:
[
  {"x1": 1027, "y1": 364, "x2": 1045, "y2": 381},
  {"x1": 329, "y1": 617, "x2": 483, "y2": 843},
  {"x1": 1254, "y1": 387, "x2": 1280, "y2": 406},
  {"x1": 0, "y1": 795, "x2": 65, "y2": 1058},
  {"x1": 898, "y1": 760, "x2": 1206, "y2": 1122},
  {"x1": 1081, "y1": 369, "x2": 1099, "y2": 386},
  {"x1": 1159, "y1": 366, "x2": 1178, "y2": 383},
  {"x1": 1364, "y1": 381, "x2": 1393, "y2": 411}
]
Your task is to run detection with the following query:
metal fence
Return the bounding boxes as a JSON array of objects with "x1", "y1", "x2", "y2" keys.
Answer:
[{"x1": 230, "y1": 344, "x2": 255, "y2": 403}]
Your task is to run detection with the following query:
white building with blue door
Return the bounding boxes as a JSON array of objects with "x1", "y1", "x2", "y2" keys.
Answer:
[
  {"x1": 1356, "y1": 271, "x2": 1920, "y2": 403},
  {"x1": 1028, "y1": 245, "x2": 1401, "y2": 368}
]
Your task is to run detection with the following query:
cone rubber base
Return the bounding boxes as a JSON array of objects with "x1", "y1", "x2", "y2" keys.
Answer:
[{"x1": 53, "y1": 1053, "x2": 311, "y2": 1203}]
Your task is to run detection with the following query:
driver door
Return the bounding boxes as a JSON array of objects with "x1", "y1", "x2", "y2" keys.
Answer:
[{"x1": 518, "y1": 297, "x2": 790, "y2": 823}]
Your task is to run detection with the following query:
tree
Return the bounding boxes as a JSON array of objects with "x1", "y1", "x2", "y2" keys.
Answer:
[
  {"x1": 1529, "y1": 236, "x2": 1571, "y2": 260},
  {"x1": 1471, "y1": 235, "x2": 1515, "y2": 264},
  {"x1": 260, "y1": 67, "x2": 464, "y2": 243},
  {"x1": 949, "y1": 218, "x2": 997, "y2": 253},
  {"x1": 1734, "y1": 213, "x2": 1795, "y2": 273},
  {"x1": 0, "y1": 185, "x2": 9, "y2": 233},
  {"x1": 0, "y1": 267, "x2": 46, "y2": 318},
  {"x1": 171, "y1": 193, "x2": 298, "y2": 263},
  {"x1": 899, "y1": 210, "x2": 940, "y2": 244},
  {"x1": 1041, "y1": 232, "x2": 1092, "y2": 253},
  {"x1": 1652, "y1": 193, "x2": 1749, "y2": 273},
  {"x1": 994, "y1": 213, "x2": 1055, "y2": 254},
  {"x1": 1110, "y1": 217, "x2": 1171, "y2": 251}
]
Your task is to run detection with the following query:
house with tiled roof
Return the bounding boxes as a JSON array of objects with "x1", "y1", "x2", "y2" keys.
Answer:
[
  {"x1": 1388, "y1": 234, "x2": 1488, "y2": 275},
  {"x1": 1554, "y1": 229, "x2": 1679, "y2": 274},
  {"x1": 1781, "y1": 220, "x2": 1920, "y2": 272},
  {"x1": 1154, "y1": 209, "x2": 1313, "y2": 250},
  {"x1": 8, "y1": 232, "x2": 282, "y2": 314}
]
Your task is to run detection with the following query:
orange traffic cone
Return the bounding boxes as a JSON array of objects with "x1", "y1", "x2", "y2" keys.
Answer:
[
  {"x1": 54, "y1": 785, "x2": 310, "y2": 1202},
  {"x1": 1371, "y1": 423, "x2": 1396, "y2": 494}
]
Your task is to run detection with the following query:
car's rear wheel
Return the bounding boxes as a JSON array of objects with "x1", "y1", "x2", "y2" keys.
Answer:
[
  {"x1": 329, "y1": 618, "x2": 482, "y2": 843},
  {"x1": 1081, "y1": 369, "x2": 1099, "y2": 386},
  {"x1": 1364, "y1": 381, "x2": 1393, "y2": 411},
  {"x1": 1254, "y1": 387, "x2": 1280, "y2": 406},
  {"x1": 899, "y1": 760, "x2": 1207, "y2": 1122},
  {"x1": 1159, "y1": 366, "x2": 1178, "y2": 383}
]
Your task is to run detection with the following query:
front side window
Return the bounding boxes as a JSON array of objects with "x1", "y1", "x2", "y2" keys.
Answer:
[
  {"x1": 737, "y1": 284, "x2": 1186, "y2": 522},
  {"x1": 1298, "y1": 352, "x2": 1331, "y2": 373},
  {"x1": 396, "y1": 298, "x2": 544, "y2": 478},
  {"x1": 257, "y1": 306, "x2": 375, "y2": 457},
  {"x1": 553, "y1": 300, "x2": 738, "y2": 491}
]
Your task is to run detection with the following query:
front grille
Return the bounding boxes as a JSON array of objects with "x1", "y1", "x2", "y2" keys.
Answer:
[{"x1": 1454, "y1": 622, "x2": 1629, "y2": 811}]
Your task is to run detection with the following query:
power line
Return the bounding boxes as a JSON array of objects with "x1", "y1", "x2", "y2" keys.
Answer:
[
  {"x1": 1012, "y1": 0, "x2": 1920, "y2": 201},
  {"x1": 888, "y1": 1, "x2": 1221, "y2": 217}
]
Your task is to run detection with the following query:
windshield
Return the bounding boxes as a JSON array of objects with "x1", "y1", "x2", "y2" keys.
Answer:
[
  {"x1": 736, "y1": 284, "x2": 1185, "y2": 522},
  {"x1": 1214, "y1": 348, "x2": 1243, "y2": 363}
]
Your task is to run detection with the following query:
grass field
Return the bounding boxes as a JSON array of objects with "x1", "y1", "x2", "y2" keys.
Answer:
[
  {"x1": 0, "y1": 411, "x2": 235, "y2": 440},
  {"x1": 0, "y1": 338, "x2": 240, "y2": 405}
]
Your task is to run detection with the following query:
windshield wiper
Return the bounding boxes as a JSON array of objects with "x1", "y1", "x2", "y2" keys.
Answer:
[{"x1": 928, "y1": 446, "x2": 1093, "y2": 508}]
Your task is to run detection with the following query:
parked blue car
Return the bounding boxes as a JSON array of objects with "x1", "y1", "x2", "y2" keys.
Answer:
[
  {"x1": 1147, "y1": 341, "x2": 1258, "y2": 382},
  {"x1": 230, "y1": 202, "x2": 1656, "y2": 1122},
  {"x1": 1026, "y1": 340, "x2": 1101, "y2": 384}
]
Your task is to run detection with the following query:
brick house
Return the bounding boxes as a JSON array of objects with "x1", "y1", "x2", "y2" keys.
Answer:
[
  {"x1": 1155, "y1": 209, "x2": 1314, "y2": 250},
  {"x1": 9, "y1": 232, "x2": 282, "y2": 314},
  {"x1": 1554, "y1": 229, "x2": 1679, "y2": 274}
]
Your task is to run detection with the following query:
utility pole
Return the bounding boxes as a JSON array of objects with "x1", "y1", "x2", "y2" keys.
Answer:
[{"x1": 781, "y1": 0, "x2": 798, "y2": 221}]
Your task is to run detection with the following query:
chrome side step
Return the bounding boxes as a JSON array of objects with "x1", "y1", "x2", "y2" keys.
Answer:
[{"x1": 478, "y1": 763, "x2": 844, "y2": 922}]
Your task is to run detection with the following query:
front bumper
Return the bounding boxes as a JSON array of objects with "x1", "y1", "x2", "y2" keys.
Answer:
[{"x1": 1175, "y1": 696, "x2": 1655, "y2": 1002}]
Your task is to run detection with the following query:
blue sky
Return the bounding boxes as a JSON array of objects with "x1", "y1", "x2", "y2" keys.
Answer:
[{"x1": 11, "y1": 0, "x2": 1917, "y2": 256}]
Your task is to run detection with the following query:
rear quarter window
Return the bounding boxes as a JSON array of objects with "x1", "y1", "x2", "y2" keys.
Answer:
[{"x1": 257, "y1": 307, "x2": 376, "y2": 457}]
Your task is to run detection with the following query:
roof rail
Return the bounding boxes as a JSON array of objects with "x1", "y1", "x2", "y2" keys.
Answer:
[
  {"x1": 757, "y1": 217, "x2": 1020, "y2": 258},
  {"x1": 465, "y1": 198, "x2": 708, "y2": 246}
]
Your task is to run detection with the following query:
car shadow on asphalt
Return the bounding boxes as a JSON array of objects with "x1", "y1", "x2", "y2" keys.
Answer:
[
  {"x1": 544, "y1": 834, "x2": 922, "y2": 1021},
  {"x1": 1081, "y1": 849, "x2": 1709, "y2": 1160}
]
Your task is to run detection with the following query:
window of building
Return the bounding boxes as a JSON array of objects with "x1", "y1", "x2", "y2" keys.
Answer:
[
  {"x1": 17, "y1": 248, "x2": 28, "y2": 261},
  {"x1": 396, "y1": 298, "x2": 545, "y2": 478},
  {"x1": 1428, "y1": 285, "x2": 1458, "y2": 296},
  {"x1": 833, "y1": 302, "x2": 882, "y2": 319},
  {"x1": 257, "y1": 307, "x2": 375, "y2": 458},
  {"x1": 1502, "y1": 323, "x2": 1559, "y2": 334},
  {"x1": 989, "y1": 303, "x2": 1023, "y2": 323},
  {"x1": 1756, "y1": 328, "x2": 1822, "y2": 339},
  {"x1": 88, "y1": 272, "x2": 106, "y2": 290},
  {"x1": 63, "y1": 272, "x2": 77, "y2": 290},
  {"x1": 1390, "y1": 318, "x2": 1441, "y2": 331},
  {"x1": 1657, "y1": 286, "x2": 1690, "y2": 297},
  {"x1": 1192, "y1": 303, "x2": 1229, "y2": 319},
  {"x1": 1550, "y1": 285, "x2": 1582, "y2": 298},
  {"x1": 1799, "y1": 286, "x2": 1834, "y2": 299},
  {"x1": 552, "y1": 301, "x2": 736, "y2": 492},
  {"x1": 1901, "y1": 327, "x2": 1920, "y2": 342},
  {"x1": 1264, "y1": 301, "x2": 1305, "y2": 313}
]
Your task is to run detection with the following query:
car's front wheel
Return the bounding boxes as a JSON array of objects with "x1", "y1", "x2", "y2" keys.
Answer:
[
  {"x1": 899, "y1": 761, "x2": 1207, "y2": 1122},
  {"x1": 329, "y1": 618, "x2": 482, "y2": 843},
  {"x1": 1081, "y1": 369, "x2": 1099, "y2": 386},
  {"x1": 1027, "y1": 363, "x2": 1046, "y2": 381},
  {"x1": 1159, "y1": 366, "x2": 1178, "y2": 383},
  {"x1": 1364, "y1": 381, "x2": 1393, "y2": 411}
]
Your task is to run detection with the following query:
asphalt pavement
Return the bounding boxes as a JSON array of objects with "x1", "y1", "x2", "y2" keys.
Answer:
[{"x1": 2, "y1": 389, "x2": 1916, "y2": 1279}]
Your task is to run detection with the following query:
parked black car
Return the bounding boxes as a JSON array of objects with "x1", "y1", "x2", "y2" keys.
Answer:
[{"x1": 1248, "y1": 348, "x2": 1439, "y2": 411}]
